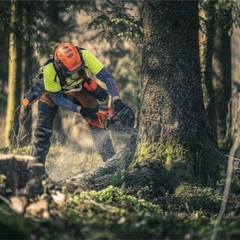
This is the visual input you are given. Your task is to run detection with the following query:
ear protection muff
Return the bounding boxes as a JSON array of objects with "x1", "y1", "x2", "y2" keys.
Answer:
[{"x1": 53, "y1": 55, "x2": 69, "y2": 77}]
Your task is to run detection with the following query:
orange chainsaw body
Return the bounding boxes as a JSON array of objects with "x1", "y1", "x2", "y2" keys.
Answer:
[{"x1": 87, "y1": 106, "x2": 118, "y2": 130}]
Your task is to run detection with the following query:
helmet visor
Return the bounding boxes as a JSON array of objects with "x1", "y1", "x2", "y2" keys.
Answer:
[{"x1": 61, "y1": 64, "x2": 84, "y2": 81}]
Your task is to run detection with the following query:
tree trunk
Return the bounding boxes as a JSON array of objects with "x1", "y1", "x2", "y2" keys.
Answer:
[
  {"x1": 5, "y1": 0, "x2": 17, "y2": 149},
  {"x1": 20, "y1": 1, "x2": 34, "y2": 146},
  {"x1": 5, "y1": 1, "x2": 25, "y2": 150},
  {"x1": 231, "y1": 28, "x2": 240, "y2": 161},
  {"x1": 212, "y1": 7, "x2": 232, "y2": 149},
  {"x1": 133, "y1": 0, "x2": 226, "y2": 193},
  {"x1": 199, "y1": 1, "x2": 218, "y2": 139},
  {"x1": 0, "y1": 2, "x2": 10, "y2": 149}
]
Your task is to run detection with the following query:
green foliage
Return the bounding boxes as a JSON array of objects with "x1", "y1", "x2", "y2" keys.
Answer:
[
  {"x1": 0, "y1": 1, "x2": 11, "y2": 31},
  {"x1": 231, "y1": 0, "x2": 240, "y2": 28},
  {"x1": 214, "y1": 0, "x2": 240, "y2": 33},
  {"x1": 77, "y1": 185, "x2": 163, "y2": 214},
  {"x1": 88, "y1": 1, "x2": 143, "y2": 45},
  {"x1": 199, "y1": 0, "x2": 240, "y2": 36},
  {"x1": 0, "y1": 1, "x2": 92, "y2": 56}
]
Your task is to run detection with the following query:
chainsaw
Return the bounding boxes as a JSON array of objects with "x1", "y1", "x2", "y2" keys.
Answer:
[{"x1": 86, "y1": 105, "x2": 135, "y2": 131}]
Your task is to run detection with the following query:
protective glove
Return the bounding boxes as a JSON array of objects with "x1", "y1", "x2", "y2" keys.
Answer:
[
  {"x1": 113, "y1": 99, "x2": 126, "y2": 112},
  {"x1": 80, "y1": 106, "x2": 97, "y2": 118}
]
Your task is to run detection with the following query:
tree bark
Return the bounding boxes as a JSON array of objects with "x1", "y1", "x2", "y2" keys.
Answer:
[{"x1": 133, "y1": 0, "x2": 226, "y2": 192}]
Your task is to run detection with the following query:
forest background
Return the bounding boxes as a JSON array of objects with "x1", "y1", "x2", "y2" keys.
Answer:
[
  {"x1": 1, "y1": 0, "x2": 240, "y2": 239},
  {"x1": 0, "y1": 0, "x2": 142, "y2": 180}
]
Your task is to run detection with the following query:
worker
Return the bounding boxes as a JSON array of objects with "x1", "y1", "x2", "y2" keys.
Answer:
[{"x1": 23, "y1": 42, "x2": 134, "y2": 166}]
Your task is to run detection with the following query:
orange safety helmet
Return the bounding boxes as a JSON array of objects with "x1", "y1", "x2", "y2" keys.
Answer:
[{"x1": 53, "y1": 42, "x2": 84, "y2": 79}]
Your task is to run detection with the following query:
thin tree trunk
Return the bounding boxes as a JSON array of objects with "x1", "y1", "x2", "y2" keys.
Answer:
[
  {"x1": 20, "y1": 1, "x2": 33, "y2": 146},
  {"x1": 199, "y1": 1, "x2": 217, "y2": 139},
  {"x1": 213, "y1": 7, "x2": 232, "y2": 148},
  {"x1": 5, "y1": 0, "x2": 17, "y2": 149}
]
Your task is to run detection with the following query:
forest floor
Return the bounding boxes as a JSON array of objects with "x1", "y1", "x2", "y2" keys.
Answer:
[{"x1": 0, "y1": 142, "x2": 240, "y2": 239}]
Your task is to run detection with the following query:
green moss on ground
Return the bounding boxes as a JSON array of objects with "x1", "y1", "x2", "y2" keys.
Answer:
[{"x1": 1, "y1": 187, "x2": 240, "y2": 240}]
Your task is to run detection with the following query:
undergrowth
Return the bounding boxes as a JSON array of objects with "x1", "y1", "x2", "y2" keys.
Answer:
[
  {"x1": 1, "y1": 145, "x2": 240, "y2": 239},
  {"x1": 0, "y1": 183, "x2": 240, "y2": 239}
]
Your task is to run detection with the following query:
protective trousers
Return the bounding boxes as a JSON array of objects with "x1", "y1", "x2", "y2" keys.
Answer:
[{"x1": 32, "y1": 87, "x2": 115, "y2": 164}]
